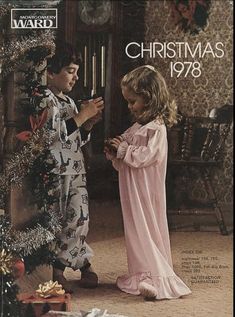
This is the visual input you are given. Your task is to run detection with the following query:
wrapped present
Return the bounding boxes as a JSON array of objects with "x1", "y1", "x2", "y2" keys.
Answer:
[
  {"x1": 36, "y1": 280, "x2": 65, "y2": 298},
  {"x1": 17, "y1": 293, "x2": 71, "y2": 317},
  {"x1": 42, "y1": 310, "x2": 128, "y2": 317},
  {"x1": 42, "y1": 311, "x2": 82, "y2": 317}
]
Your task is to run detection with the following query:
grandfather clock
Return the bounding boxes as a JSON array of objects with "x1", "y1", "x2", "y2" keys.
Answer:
[
  {"x1": 59, "y1": 0, "x2": 146, "y2": 198},
  {"x1": 59, "y1": 0, "x2": 123, "y2": 155}
]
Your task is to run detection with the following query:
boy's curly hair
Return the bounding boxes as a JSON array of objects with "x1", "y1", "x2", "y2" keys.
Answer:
[
  {"x1": 121, "y1": 65, "x2": 179, "y2": 127},
  {"x1": 47, "y1": 41, "x2": 82, "y2": 74}
]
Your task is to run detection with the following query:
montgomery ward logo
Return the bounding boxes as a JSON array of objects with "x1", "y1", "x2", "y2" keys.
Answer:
[{"x1": 11, "y1": 8, "x2": 57, "y2": 29}]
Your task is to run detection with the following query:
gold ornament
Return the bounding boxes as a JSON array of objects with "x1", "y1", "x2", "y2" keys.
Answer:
[
  {"x1": 36, "y1": 280, "x2": 65, "y2": 298},
  {"x1": 0, "y1": 249, "x2": 13, "y2": 275}
]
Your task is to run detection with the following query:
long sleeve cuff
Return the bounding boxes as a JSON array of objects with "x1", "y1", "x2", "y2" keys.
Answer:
[
  {"x1": 117, "y1": 141, "x2": 129, "y2": 159},
  {"x1": 65, "y1": 117, "x2": 78, "y2": 135},
  {"x1": 80, "y1": 126, "x2": 90, "y2": 141},
  {"x1": 65, "y1": 118, "x2": 90, "y2": 141}
]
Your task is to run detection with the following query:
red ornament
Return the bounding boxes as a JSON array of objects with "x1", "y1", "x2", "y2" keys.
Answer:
[{"x1": 12, "y1": 258, "x2": 25, "y2": 279}]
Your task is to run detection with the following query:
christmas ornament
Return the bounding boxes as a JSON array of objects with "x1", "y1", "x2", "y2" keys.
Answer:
[
  {"x1": 16, "y1": 109, "x2": 48, "y2": 141},
  {"x1": 12, "y1": 258, "x2": 25, "y2": 279},
  {"x1": 0, "y1": 249, "x2": 13, "y2": 275}
]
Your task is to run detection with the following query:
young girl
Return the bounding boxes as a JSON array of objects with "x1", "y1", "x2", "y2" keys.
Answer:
[{"x1": 105, "y1": 65, "x2": 191, "y2": 300}]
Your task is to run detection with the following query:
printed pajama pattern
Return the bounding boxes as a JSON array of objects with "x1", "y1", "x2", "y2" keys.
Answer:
[{"x1": 52, "y1": 173, "x2": 94, "y2": 270}]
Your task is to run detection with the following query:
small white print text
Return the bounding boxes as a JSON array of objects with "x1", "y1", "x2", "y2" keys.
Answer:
[
  {"x1": 11, "y1": 8, "x2": 57, "y2": 29},
  {"x1": 125, "y1": 42, "x2": 225, "y2": 78}
]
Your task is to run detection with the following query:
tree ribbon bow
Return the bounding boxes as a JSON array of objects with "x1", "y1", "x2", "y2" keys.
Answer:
[{"x1": 16, "y1": 109, "x2": 48, "y2": 141}]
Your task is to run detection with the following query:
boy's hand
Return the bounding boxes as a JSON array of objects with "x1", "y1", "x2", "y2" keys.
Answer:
[
  {"x1": 83, "y1": 112, "x2": 102, "y2": 131},
  {"x1": 74, "y1": 97, "x2": 104, "y2": 127}
]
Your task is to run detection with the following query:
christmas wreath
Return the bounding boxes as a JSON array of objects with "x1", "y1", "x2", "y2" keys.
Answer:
[{"x1": 171, "y1": 0, "x2": 211, "y2": 35}]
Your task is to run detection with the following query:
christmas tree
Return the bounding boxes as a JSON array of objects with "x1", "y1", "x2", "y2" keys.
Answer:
[
  {"x1": 0, "y1": 1, "x2": 62, "y2": 316},
  {"x1": 0, "y1": 217, "x2": 21, "y2": 317}
]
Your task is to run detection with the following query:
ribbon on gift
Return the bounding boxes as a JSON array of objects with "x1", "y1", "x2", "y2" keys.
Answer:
[
  {"x1": 16, "y1": 109, "x2": 48, "y2": 141},
  {"x1": 36, "y1": 280, "x2": 65, "y2": 298}
]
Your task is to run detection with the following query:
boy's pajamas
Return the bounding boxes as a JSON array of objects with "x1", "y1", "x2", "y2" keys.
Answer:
[
  {"x1": 37, "y1": 88, "x2": 93, "y2": 270},
  {"x1": 51, "y1": 174, "x2": 93, "y2": 269}
]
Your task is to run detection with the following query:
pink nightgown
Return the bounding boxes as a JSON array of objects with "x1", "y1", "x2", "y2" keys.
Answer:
[{"x1": 111, "y1": 120, "x2": 191, "y2": 299}]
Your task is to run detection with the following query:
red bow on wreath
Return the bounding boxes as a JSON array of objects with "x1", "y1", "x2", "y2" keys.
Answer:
[{"x1": 16, "y1": 109, "x2": 48, "y2": 141}]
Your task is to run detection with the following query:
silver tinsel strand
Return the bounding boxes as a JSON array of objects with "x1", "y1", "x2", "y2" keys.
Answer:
[
  {"x1": 1, "y1": 30, "x2": 56, "y2": 77},
  {"x1": 2, "y1": 210, "x2": 61, "y2": 257},
  {"x1": 47, "y1": 210, "x2": 62, "y2": 235},
  {"x1": 10, "y1": 224, "x2": 56, "y2": 256},
  {"x1": 0, "y1": 127, "x2": 60, "y2": 257},
  {"x1": 0, "y1": 128, "x2": 54, "y2": 208}
]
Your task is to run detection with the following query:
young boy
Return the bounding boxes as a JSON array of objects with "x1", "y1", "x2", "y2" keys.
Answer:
[{"x1": 36, "y1": 42, "x2": 104, "y2": 292}]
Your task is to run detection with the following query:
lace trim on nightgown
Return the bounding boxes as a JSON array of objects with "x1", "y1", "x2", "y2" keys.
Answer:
[
  {"x1": 117, "y1": 141, "x2": 129, "y2": 159},
  {"x1": 116, "y1": 271, "x2": 192, "y2": 299}
]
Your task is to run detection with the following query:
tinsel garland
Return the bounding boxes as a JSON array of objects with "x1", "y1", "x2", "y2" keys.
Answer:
[
  {"x1": 1, "y1": 30, "x2": 55, "y2": 77},
  {"x1": 0, "y1": 123, "x2": 62, "y2": 267},
  {"x1": 0, "y1": 128, "x2": 54, "y2": 208},
  {"x1": 10, "y1": 224, "x2": 57, "y2": 257},
  {"x1": 1, "y1": 3, "x2": 62, "y2": 315},
  {"x1": 0, "y1": 207, "x2": 61, "y2": 272}
]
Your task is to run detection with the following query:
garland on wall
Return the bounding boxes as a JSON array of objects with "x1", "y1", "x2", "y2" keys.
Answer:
[{"x1": 171, "y1": 0, "x2": 212, "y2": 35}]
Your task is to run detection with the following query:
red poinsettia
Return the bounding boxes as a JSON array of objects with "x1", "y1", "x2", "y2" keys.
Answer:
[{"x1": 16, "y1": 109, "x2": 48, "y2": 141}]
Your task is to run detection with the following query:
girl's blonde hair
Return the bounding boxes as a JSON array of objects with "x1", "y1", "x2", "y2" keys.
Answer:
[{"x1": 121, "y1": 65, "x2": 178, "y2": 127}]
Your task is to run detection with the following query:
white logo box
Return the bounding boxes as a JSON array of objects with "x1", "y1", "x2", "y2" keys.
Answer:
[{"x1": 11, "y1": 8, "x2": 58, "y2": 29}]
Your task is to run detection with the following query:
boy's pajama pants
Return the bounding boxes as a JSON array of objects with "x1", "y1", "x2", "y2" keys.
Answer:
[{"x1": 51, "y1": 173, "x2": 94, "y2": 270}]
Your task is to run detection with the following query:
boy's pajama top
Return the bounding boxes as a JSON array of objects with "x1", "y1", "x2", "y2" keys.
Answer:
[
  {"x1": 37, "y1": 88, "x2": 93, "y2": 270},
  {"x1": 112, "y1": 120, "x2": 192, "y2": 299}
]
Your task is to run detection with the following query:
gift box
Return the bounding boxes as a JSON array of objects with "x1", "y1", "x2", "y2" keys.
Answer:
[
  {"x1": 17, "y1": 293, "x2": 71, "y2": 317},
  {"x1": 41, "y1": 311, "x2": 82, "y2": 317}
]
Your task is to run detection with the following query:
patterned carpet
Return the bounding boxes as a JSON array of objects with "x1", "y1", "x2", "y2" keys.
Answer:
[{"x1": 18, "y1": 201, "x2": 233, "y2": 317}]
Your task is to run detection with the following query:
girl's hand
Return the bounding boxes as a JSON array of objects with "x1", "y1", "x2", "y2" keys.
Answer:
[
  {"x1": 104, "y1": 135, "x2": 123, "y2": 159},
  {"x1": 109, "y1": 137, "x2": 122, "y2": 150},
  {"x1": 104, "y1": 146, "x2": 116, "y2": 160}
]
